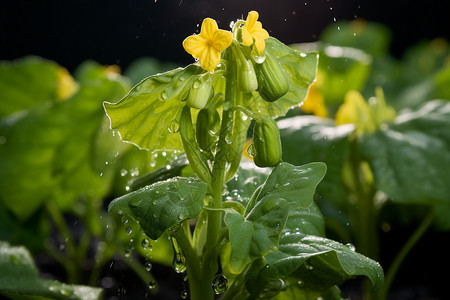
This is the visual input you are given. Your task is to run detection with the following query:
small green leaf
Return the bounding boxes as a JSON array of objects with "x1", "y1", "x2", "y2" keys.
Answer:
[
  {"x1": 225, "y1": 162, "x2": 327, "y2": 273},
  {"x1": 108, "y1": 177, "x2": 208, "y2": 240},
  {"x1": 0, "y1": 241, "x2": 102, "y2": 300},
  {"x1": 245, "y1": 37, "x2": 318, "y2": 118},
  {"x1": 104, "y1": 64, "x2": 205, "y2": 151}
]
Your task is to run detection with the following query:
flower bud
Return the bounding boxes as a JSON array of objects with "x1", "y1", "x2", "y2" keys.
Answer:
[
  {"x1": 196, "y1": 108, "x2": 220, "y2": 152},
  {"x1": 252, "y1": 117, "x2": 282, "y2": 167},
  {"x1": 186, "y1": 74, "x2": 213, "y2": 109},
  {"x1": 237, "y1": 58, "x2": 258, "y2": 93},
  {"x1": 256, "y1": 53, "x2": 289, "y2": 102}
]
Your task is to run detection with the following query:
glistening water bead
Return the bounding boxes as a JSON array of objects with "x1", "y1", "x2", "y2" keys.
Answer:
[{"x1": 212, "y1": 274, "x2": 228, "y2": 294}]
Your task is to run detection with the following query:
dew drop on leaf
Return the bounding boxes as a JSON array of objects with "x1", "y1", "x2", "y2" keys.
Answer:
[
  {"x1": 168, "y1": 119, "x2": 180, "y2": 133},
  {"x1": 125, "y1": 226, "x2": 132, "y2": 235},
  {"x1": 121, "y1": 215, "x2": 128, "y2": 224}
]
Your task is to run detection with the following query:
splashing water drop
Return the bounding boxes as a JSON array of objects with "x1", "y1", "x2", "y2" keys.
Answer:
[{"x1": 212, "y1": 274, "x2": 228, "y2": 294}]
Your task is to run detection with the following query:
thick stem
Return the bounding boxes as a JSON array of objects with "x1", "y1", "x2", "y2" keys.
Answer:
[{"x1": 375, "y1": 212, "x2": 434, "y2": 300}]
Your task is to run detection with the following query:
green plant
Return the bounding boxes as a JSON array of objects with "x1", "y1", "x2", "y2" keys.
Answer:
[
  {"x1": 285, "y1": 19, "x2": 450, "y2": 299},
  {"x1": 104, "y1": 11, "x2": 383, "y2": 300}
]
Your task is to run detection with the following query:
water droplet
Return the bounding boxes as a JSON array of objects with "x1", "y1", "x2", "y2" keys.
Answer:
[
  {"x1": 203, "y1": 194, "x2": 214, "y2": 207},
  {"x1": 148, "y1": 280, "x2": 157, "y2": 290},
  {"x1": 168, "y1": 119, "x2": 180, "y2": 133},
  {"x1": 212, "y1": 274, "x2": 228, "y2": 294},
  {"x1": 170, "y1": 237, "x2": 186, "y2": 273},
  {"x1": 142, "y1": 238, "x2": 150, "y2": 250},
  {"x1": 124, "y1": 248, "x2": 132, "y2": 258},
  {"x1": 180, "y1": 289, "x2": 188, "y2": 299},
  {"x1": 193, "y1": 79, "x2": 202, "y2": 89},
  {"x1": 129, "y1": 198, "x2": 142, "y2": 207},
  {"x1": 305, "y1": 261, "x2": 314, "y2": 270},
  {"x1": 346, "y1": 243, "x2": 356, "y2": 251},
  {"x1": 160, "y1": 90, "x2": 169, "y2": 100},
  {"x1": 145, "y1": 260, "x2": 153, "y2": 272},
  {"x1": 125, "y1": 226, "x2": 133, "y2": 235},
  {"x1": 120, "y1": 169, "x2": 128, "y2": 176},
  {"x1": 121, "y1": 216, "x2": 128, "y2": 224}
]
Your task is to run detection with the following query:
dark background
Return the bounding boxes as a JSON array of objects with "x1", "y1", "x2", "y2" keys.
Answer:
[{"x1": 1, "y1": 0, "x2": 450, "y2": 71}]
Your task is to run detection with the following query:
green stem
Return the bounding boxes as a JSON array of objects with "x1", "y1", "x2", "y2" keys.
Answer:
[
  {"x1": 375, "y1": 212, "x2": 434, "y2": 300},
  {"x1": 45, "y1": 201, "x2": 79, "y2": 283}
]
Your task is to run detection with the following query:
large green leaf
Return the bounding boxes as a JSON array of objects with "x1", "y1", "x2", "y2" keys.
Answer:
[
  {"x1": 104, "y1": 64, "x2": 205, "y2": 151},
  {"x1": 225, "y1": 162, "x2": 327, "y2": 273},
  {"x1": 244, "y1": 37, "x2": 318, "y2": 118},
  {"x1": 359, "y1": 100, "x2": 450, "y2": 204},
  {"x1": 0, "y1": 61, "x2": 129, "y2": 220},
  {"x1": 108, "y1": 177, "x2": 208, "y2": 240},
  {"x1": 278, "y1": 116, "x2": 353, "y2": 202},
  {"x1": 245, "y1": 202, "x2": 384, "y2": 298},
  {"x1": 0, "y1": 241, "x2": 102, "y2": 300},
  {"x1": 0, "y1": 56, "x2": 61, "y2": 118}
]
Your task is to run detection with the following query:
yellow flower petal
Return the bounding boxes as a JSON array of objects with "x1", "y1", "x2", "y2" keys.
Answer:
[
  {"x1": 201, "y1": 18, "x2": 219, "y2": 40},
  {"x1": 246, "y1": 11, "x2": 259, "y2": 31},
  {"x1": 241, "y1": 11, "x2": 269, "y2": 54},
  {"x1": 183, "y1": 35, "x2": 208, "y2": 58},
  {"x1": 199, "y1": 46, "x2": 221, "y2": 72},
  {"x1": 212, "y1": 29, "x2": 233, "y2": 52},
  {"x1": 241, "y1": 26, "x2": 253, "y2": 46}
]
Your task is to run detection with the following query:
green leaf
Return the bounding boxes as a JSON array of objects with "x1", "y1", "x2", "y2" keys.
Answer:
[
  {"x1": 318, "y1": 45, "x2": 372, "y2": 105},
  {"x1": 359, "y1": 100, "x2": 450, "y2": 204},
  {"x1": 108, "y1": 177, "x2": 208, "y2": 240},
  {"x1": 245, "y1": 37, "x2": 318, "y2": 118},
  {"x1": 225, "y1": 162, "x2": 327, "y2": 273},
  {"x1": 0, "y1": 241, "x2": 102, "y2": 300},
  {"x1": 0, "y1": 56, "x2": 61, "y2": 118},
  {"x1": 278, "y1": 116, "x2": 353, "y2": 203},
  {"x1": 0, "y1": 61, "x2": 129, "y2": 220},
  {"x1": 245, "y1": 202, "x2": 384, "y2": 298},
  {"x1": 104, "y1": 64, "x2": 205, "y2": 151}
]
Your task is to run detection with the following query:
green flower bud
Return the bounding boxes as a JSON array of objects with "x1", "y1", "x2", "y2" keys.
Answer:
[
  {"x1": 186, "y1": 74, "x2": 213, "y2": 109},
  {"x1": 256, "y1": 53, "x2": 289, "y2": 102},
  {"x1": 252, "y1": 117, "x2": 282, "y2": 168},
  {"x1": 196, "y1": 108, "x2": 220, "y2": 152},
  {"x1": 237, "y1": 58, "x2": 258, "y2": 93}
]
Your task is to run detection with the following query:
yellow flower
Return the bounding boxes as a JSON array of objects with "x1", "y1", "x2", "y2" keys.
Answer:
[
  {"x1": 183, "y1": 18, "x2": 233, "y2": 72},
  {"x1": 241, "y1": 11, "x2": 269, "y2": 54}
]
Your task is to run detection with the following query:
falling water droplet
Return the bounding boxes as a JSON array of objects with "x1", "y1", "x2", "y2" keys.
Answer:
[{"x1": 212, "y1": 274, "x2": 228, "y2": 294}]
